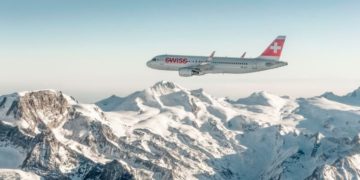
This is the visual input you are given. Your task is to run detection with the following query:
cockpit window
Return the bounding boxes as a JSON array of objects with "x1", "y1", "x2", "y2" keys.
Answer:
[{"x1": 151, "y1": 58, "x2": 156, "y2": 61}]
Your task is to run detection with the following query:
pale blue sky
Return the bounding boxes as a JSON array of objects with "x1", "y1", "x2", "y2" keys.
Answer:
[{"x1": 0, "y1": 0, "x2": 359, "y2": 102}]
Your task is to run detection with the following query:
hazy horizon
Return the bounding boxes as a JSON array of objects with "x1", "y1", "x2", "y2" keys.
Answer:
[
  {"x1": 1, "y1": 78, "x2": 360, "y2": 104},
  {"x1": 1, "y1": 0, "x2": 359, "y2": 103}
]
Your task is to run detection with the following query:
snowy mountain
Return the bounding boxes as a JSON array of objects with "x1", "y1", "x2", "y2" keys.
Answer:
[
  {"x1": 321, "y1": 87, "x2": 360, "y2": 106},
  {"x1": 1, "y1": 82, "x2": 360, "y2": 179}
]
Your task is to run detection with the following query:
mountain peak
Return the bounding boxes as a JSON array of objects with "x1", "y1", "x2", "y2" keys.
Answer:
[
  {"x1": 17, "y1": 89, "x2": 59, "y2": 96},
  {"x1": 321, "y1": 87, "x2": 360, "y2": 99},
  {"x1": 151, "y1": 81, "x2": 180, "y2": 90},
  {"x1": 0, "y1": 89, "x2": 78, "y2": 135},
  {"x1": 15, "y1": 89, "x2": 78, "y2": 105},
  {"x1": 148, "y1": 81, "x2": 185, "y2": 96},
  {"x1": 346, "y1": 86, "x2": 360, "y2": 98},
  {"x1": 320, "y1": 91, "x2": 336, "y2": 98},
  {"x1": 236, "y1": 91, "x2": 287, "y2": 108},
  {"x1": 320, "y1": 87, "x2": 360, "y2": 106},
  {"x1": 96, "y1": 95, "x2": 124, "y2": 112}
]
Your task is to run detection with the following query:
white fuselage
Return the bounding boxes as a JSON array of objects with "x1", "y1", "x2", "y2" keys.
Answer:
[{"x1": 147, "y1": 55, "x2": 288, "y2": 76}]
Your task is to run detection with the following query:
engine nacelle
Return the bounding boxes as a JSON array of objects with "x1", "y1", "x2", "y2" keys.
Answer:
[{"x1": 178, "y1": 68, "x2": 194, "y2": 77}]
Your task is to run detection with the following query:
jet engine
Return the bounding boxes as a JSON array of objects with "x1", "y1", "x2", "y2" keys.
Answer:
[{"x1": 178, "y1": 68, "x2": 195, "y2": 77}]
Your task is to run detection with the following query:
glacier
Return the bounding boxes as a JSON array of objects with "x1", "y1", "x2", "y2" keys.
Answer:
[{"x1": 0, "y1": 81, "x2": 360, "y2": 179}]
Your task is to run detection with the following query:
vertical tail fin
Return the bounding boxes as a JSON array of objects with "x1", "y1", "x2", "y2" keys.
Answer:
[{"x1": 259, "y1": 36, "x2": 286, "y2": 60}]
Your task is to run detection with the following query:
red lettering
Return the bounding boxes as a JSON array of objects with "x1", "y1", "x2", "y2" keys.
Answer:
[{"x1": 165, "y1": 57, "x2": 188, "y2": 64}]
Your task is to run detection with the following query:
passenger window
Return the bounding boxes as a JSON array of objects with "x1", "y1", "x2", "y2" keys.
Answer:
[{"x1": 265, "y1": 62, "x2": 273, "y2": 66}]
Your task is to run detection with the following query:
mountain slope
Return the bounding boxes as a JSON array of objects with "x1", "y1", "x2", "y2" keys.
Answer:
[
  {"x1": 321, "y1": 87, "x2": 360, "y2": 106},
  {"x1": 1, "y1": 82, "x2": 360, "y2": 179}
]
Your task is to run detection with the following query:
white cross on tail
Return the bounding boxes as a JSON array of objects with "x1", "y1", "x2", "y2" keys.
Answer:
[{"x1": 270, "y1": 42, "x2": 281, "y2": 53}]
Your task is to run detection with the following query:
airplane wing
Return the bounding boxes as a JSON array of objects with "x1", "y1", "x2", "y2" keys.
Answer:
[
  {"x1": 197, "y1": 51, "x2": 215, "y2": 71},
  {"x1": 181, "y1": 62, "x2": 213, "y2": 75},
  {"x1": 180, "y1": 51, "x2": 215, "y2": 75},
  {"x1": 189, "y1": 62, "x2": 213, "y2": 71},
  {"x1": 198, "y1": 62, "x2": 213, "y2": 70}
]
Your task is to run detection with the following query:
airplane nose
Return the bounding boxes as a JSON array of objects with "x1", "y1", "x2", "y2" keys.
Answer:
[{"x1": 146, "y1": 61, "x2": 152, "y2": 68}]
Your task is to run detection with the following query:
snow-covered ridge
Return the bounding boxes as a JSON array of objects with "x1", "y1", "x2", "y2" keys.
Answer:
[
  {"x1": 0, "y1": 169, "x2": 41, "y2": 180},
  {"x1": 320, "y1": 86, "x2": 360, "y2": 106},
  {"x1": 1, "y1": 82, "x2": 360, "y2": 179}
]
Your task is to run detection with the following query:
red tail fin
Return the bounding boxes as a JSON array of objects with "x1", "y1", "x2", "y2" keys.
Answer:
[{"x1": 259, "y1": 36, "x2": 286, "y2": 60}]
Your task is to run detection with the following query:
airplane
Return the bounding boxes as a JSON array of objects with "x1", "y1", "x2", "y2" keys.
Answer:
[{"x1": 146, "y1": 36, "x2": 287, "y2": 77}]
